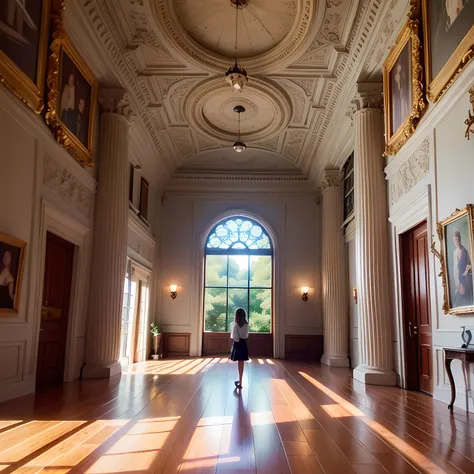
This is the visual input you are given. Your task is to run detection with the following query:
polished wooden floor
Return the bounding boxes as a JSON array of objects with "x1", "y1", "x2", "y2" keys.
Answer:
[{"x1": 0, "y1": 358, "x2": 473, "y2": 473}]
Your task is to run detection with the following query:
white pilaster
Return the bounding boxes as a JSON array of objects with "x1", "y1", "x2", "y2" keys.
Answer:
[
  {"x1": 352, "y1": 84, "x2": 396, "y2": 386},
  {"x1": 83, "y1": 90, "x2": 131, "y2": 379},
  {"x1": 321, "y1": 171, "x2": 349, "y2": 367}
]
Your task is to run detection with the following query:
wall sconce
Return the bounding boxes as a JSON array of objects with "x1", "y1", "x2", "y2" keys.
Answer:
[
  {"x1": 353, "y1": 288, "x2": 358, "y2": 304},
  {"x1": 170, "y1": 284, "x2": 178, "y2": 299},
  {"x1": 302, "y1": 287, "x2": 309, "y2": 302}
]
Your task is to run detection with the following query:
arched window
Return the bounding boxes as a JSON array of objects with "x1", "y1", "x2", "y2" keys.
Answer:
[{"x1": 204, "y1": 217, "x2": 273, "y2": 333}]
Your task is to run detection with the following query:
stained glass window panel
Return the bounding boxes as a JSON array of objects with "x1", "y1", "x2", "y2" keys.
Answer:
[{"x1": 206, "y1": 218, "x2": 272, "y2": 251}]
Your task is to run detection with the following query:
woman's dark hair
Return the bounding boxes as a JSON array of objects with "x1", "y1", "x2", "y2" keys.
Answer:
[{"x1": 234, "y1": 308, "x2": 248, "y2": 328}]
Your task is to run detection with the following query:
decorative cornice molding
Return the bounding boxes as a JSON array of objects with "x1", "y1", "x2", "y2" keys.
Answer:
[{"x1": 172, "y1": 174, "x2": 309, "y2": 182}]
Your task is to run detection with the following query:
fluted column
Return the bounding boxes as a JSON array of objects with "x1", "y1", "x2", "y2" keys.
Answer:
[
  {"x1": 83, "y1": 89, "x2": 131, "y2": 379},
  {"x1": 321, "y1": 171, "x2": 349, "y2": 367},
  {"x1": 352, "y1": 84, "x2": 396, "y2": 386}
]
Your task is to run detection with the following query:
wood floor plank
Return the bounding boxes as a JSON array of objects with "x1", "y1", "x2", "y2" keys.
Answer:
[{"x1": 1, "y1": 359, "x2": 473, "y2": 474}]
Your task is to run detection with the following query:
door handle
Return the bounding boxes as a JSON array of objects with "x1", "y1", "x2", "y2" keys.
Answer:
[
  {"x1": 408, "y1": 321, "x2": 413, "y2": 338},
  {"x1": 414, "y1": 326, "x2": 418, "y2": 335}
]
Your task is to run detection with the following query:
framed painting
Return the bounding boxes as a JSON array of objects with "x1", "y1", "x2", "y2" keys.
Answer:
[
  {"x1": 383, "y1": 5, "x2": 426, "y2": 156},
  {"x1": 45, "y1": 14, "x2": 97, "y2": 167},
  {"x1": 0, "y1": 233, "x2": 27, "y2": 315},
  {"x1": 436, "y1": 205, "x2": 474, "y2": 315},
  {"x1": 422, "y1": 0, "x2": 474, "y2": 102},
  {"x1": 0, "y1": 0, "x2": 51, "y2": 113}
]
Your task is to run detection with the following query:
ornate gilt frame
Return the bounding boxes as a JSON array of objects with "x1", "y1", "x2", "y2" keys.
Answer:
[
  {"x1": 45, "y1": 8, "x2": 97, "y2": 167},
  {"x1": 0, "y1": 0, "x2": 51, "y2": 113},
  {"x1": 422, "y1": 0, "x2": 474, "y2": 103},
  {"x1": 0, "y1": 233, "x2": 27, "y2": 316},
  {"x1": 433, "y1": 205, "x2": 474, "y2": 315},
  {"x1": 383, "y1": 1, "x2": 426, "y2": 156}
]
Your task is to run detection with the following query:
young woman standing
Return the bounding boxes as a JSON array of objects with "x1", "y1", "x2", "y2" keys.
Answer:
[{"x1": 229, "y1": 308, "x2": 249, "y2": 389}]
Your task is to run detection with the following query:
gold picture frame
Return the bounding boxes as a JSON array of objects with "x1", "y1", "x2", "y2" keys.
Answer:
[
  {"x1": 0, "y1": 0, "x2": 51, "y2": 113},
  {"x1": 45, "y1": 9, "x2": 97, "y2": 167},
  {"x1": 383, "y1": 1, "x2": 426, "y2": 156},
  {"x1": 0, "y1": 233, "x2": 27, "y2": 315},
  {"x1": 434, "y1": 205, "x2": 474, "y2": 315},
  {"x1": 422, "y1": 0, "x2": 474, "y2": 103}
]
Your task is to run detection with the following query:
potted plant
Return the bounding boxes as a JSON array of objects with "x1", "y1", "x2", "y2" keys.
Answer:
[{"x1": 150, "y1": 322, "x2": 162, "y2": 360}]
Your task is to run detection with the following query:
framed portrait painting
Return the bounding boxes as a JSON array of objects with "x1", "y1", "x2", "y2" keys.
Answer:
[
  {"x1": 436, "y1": 206, "x2": 474, "y2": 314},
  {"x1": 383, "y1": 11, "x2": 426, "y2": 156},
  {"x1": 422, "y1": 0, "x2": 474, "y2": 102},
  {"x1": 0, "y1": 0, "x2": 51, "y2": 113},
  {"x1": 0, "y1": 233, "x2": 26, "y2": 315},
  {"x1": 45, "y1": 17, "x2": 97, "y2": 167}
]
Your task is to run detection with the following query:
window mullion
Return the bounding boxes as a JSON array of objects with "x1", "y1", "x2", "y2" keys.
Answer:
[{"x1": 226, "y1": 255, "x2": 229, "y2": 331}]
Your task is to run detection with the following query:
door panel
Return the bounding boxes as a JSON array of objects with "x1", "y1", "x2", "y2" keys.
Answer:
[
  {"x1": 401, "y1": 221, "x2": 433, "y2": 394},
  {"x1": 36, "y1": 232, "x2": 74, "y2": 389}
]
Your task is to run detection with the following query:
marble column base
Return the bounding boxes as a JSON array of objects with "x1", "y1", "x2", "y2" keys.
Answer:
[
  {"x1": 321, "y1": 355, "x2": 350, "y2": 367},
  {"x1": 82, "y1": 361, "x2": 122, "y2": 379},
  {"x1": 353, "y1": 365, "x2": 397, "y2": 386}
]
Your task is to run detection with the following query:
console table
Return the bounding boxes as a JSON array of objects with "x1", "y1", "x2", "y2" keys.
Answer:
[{"x1": 443, "y1": 348, "x2": 474, "y2": 411}]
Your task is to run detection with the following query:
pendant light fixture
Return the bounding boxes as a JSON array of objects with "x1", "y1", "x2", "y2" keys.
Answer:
[
  {"x1": 225, "y1": 0, "x2": 248, "y2": 91},
  {"x1": 233, "y1": 105, "x2": 246, "y2": 152}
]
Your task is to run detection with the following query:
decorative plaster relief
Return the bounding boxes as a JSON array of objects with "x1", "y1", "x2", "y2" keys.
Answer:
[
  {"x1": 390, "y1": 138, "x2": 430, "y2": 205},
  {"x1": 291, "y1": 0, "x2": 352, "y2": 68},
  {"x1": 184, "y1": 77, "x2": 292, "y2": 144},
  {"x1": 284, "y1": 129, "x2": 307, "y2": 162},
  {"x1": 169, "y1": 127, "x2": 195, "y2": 160},
  {"x1": 43, "y1": 155, "x2": 93, "y2": 218}
]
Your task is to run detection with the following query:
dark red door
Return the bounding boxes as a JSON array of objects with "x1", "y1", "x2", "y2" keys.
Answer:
[
  {"x1": 36, "y1": 232, "x2": 75, "y2": 389},
  {"x1": 401, "y1": 221, "x2": 433, "y2": 394}
]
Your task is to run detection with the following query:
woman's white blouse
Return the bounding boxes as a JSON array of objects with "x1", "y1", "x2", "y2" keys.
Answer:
[{"x1": 230, "y1": 322, "x2": 249, "y2": 342}]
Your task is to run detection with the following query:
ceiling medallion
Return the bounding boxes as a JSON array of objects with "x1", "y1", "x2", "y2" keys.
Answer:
[
  {"x1": 233, "y1": 105, "x2": 246, "y2": 152},
  {"x1": 225, "y1": 0, "x2": 248, "y2": 92}
]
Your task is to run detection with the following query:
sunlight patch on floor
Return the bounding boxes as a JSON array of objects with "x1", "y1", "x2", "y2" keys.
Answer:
[
  {"x1": 299, "y1": 371, "x2": 447, "y2": 473},
  {"x1": 321, "y1": 403, "x2": 362, "y2": 418},
  {"x1": 250, "y1": 411, "x2": 275, "y2": 426}
]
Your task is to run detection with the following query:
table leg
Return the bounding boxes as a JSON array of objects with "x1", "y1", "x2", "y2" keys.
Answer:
[{"x1": 445, "y1": 357, "x2": 455, "y2": 412}]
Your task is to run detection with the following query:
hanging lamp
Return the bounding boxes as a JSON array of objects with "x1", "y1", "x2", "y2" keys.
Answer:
[
  {"x1": 233, "y1": 105, "x2": 246, "y2": 152},
  {"x1": 225, "y1": 0, "x2": 248, "y2": 91}
]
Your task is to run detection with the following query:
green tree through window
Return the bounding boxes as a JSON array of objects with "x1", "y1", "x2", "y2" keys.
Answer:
[{"x1": 204, "y1": 218, "x2": 272, "y2": 333}]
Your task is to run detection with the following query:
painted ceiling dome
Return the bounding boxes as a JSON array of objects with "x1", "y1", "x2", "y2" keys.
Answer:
[
  {"x1": 154, "y1": 0, "x2": 316, "y2": 74},
  {"x1": 174, "y1": 0, "x2": 298, "y2": 59}
]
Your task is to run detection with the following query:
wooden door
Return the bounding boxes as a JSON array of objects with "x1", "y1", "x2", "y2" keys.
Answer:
[
  {"x1": 401, "y1": 221, "x2": 433, "y2": 394},
  {"x1": 36, "y1": 232, "x2": 74, "y2": 389}
]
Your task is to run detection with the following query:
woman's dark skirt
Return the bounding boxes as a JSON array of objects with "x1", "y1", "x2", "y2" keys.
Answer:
[{"x1": 230, "y1": 339, "x2": 249, "y2": 361}]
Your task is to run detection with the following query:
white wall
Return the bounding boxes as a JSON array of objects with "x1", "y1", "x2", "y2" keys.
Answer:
[
  {"x1": 158, "y1": 192, "x2": 322, "y2": 357},
  {"x1": 385, "y1": 61, "x2": 474, "y2": 411},
  {"x1": 0, "y1": 88, "x2": 96, "y2": 402}
]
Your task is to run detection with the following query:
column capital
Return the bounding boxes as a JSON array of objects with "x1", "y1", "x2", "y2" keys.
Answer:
[
  {"x1": 321, "y1": 169, "x2": 342, "y2": 189},
  {"x1": 350, "y1": 83, "x2": 383, "y2": 115},
  {"x1": 99, "y1": 88, "x2": 136, "y2": 121}
]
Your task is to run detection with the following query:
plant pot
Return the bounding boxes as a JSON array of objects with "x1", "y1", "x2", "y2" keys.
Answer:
[{"x1": 152, "y1": 333, "x2": 162, "y2": 358}]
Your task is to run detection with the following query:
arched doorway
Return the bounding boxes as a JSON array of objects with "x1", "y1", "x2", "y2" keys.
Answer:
[{"x1": 202, "y1": 216, "x2": 274, "y2": 357}]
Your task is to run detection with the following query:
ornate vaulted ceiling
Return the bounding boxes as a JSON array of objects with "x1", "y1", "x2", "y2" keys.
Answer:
[{"x1": 71, "y1": 0, "x2": 408, "y2": 183}]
